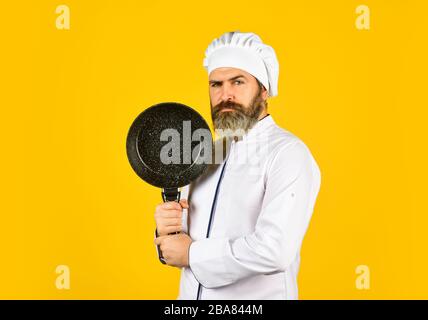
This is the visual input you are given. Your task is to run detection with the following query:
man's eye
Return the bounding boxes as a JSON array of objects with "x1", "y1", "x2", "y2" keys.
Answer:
[
  {"x1": 211, "y1": 83, "x2": 220, "y2": 87},
  {"x1": 234, "y1": 80, "x2": 243, "y2": 85}
]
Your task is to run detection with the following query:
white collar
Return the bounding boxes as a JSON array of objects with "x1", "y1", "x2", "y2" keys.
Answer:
[{"x1": 241, "y1": 114, "x2": 275, "y2": 141}]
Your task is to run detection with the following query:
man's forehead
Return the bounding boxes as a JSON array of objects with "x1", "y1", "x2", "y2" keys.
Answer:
[{"x1": 209, "y1": 67, "x2": 253, "y2": 81}]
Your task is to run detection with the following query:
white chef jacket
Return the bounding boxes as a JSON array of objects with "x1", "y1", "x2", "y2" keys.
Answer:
[{"x1": 158, "y1": 114, "x2": 321, "y2": 300}]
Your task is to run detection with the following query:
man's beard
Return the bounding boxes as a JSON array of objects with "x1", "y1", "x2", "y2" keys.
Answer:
[{"x1": 211, "y1": 87, "x2": 266, "y2": 135}]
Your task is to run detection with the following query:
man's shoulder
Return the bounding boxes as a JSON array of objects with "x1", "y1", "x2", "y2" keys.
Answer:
[
  {"x1": 266, "y1": 121, "x2": 307, "y2": 154},
  {"x1": 265, "y1": 121, "x2": 320, "y2": 174}
]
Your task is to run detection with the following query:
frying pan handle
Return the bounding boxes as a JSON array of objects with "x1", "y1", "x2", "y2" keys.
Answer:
[
  {"x1": 157, "y1": 187, "x2": 181, "y2": 264},
  {"x1": 161, "y1": 187, "x2": 181, "y2": 202}
]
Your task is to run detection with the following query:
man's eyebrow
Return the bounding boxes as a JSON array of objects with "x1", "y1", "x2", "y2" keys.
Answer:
[
  {"x1": 228, "y1": 75, "x2": 246, "y2": 81},
  {"x1": 209, "y1": 75, "x2": 246, "y2": 83}
]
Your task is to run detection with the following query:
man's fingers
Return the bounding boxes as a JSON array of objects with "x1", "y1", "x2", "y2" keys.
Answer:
[
  {"x1": 154, "y1": 232, "x2": 184, "y2": 245},
  {"x1": 155, "y1": 210, "x2": 182, "y2": 219},
  {"x1": 154, "y1": 235, "x2": 168, "y2": 245},
  {"x1": 162, "y1": 218, "x2": 182, "y2": 227},
  {"x1": 179, "y1": 199, "x2": 189, "y2": 209},
  {"x1": 156, "y1": 225, "x2": 183, "y2": 237},
  {"x1": 157, "y1": 201, "x2": 182, "y2": 210},
  {"x1": 168, "y1": 225, "x2": 182, "y2": 233}
]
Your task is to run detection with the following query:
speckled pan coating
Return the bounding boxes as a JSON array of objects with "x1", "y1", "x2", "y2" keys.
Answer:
[{"x1": 126, "y1": 102, "x2": 212, "y2": 188}]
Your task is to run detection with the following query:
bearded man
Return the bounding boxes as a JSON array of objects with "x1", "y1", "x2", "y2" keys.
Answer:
[{"x1": 154, "y1": 31, "x2": 321, "y2": 300}]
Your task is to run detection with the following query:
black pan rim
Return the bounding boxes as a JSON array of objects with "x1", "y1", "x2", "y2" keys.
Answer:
[{"x1": 126, "y1": 102, "x2": 212, "y2": 188}]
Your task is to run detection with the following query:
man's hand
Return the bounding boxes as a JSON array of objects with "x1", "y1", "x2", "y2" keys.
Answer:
[
  {"x1": 154, "y1": 199, "x2": 189, "y2": 236},
  {"x1": 154, "y1": 233, "x2": 193, "y2": 268}
]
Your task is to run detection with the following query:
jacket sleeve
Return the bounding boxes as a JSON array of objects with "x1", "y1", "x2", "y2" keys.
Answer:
[{"x1": 188, "y1": 141, "x2": 321, "y2": 289}]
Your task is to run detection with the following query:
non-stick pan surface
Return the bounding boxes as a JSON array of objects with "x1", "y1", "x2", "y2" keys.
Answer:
[{"x1": 126, "y1": 102, "x2": 212, "y2": 189}]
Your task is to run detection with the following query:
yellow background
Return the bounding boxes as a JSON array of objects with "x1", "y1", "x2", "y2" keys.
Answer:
[{"x1": 0, "y1": 0, "x2": 427, "y2": 299}]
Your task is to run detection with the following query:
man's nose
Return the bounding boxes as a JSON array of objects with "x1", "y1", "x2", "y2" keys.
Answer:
[{"x1": 220, "y1": 85, "x2": 235, "y2": 102}]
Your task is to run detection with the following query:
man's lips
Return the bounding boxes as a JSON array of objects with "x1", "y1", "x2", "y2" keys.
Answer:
[{"x1": 220, "y1": 108, "x2": 235, "y2": 112}]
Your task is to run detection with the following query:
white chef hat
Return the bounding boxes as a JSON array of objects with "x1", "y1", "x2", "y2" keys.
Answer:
[{"x1": 203, "y1": 31, "x2": 279, "y2": 97}]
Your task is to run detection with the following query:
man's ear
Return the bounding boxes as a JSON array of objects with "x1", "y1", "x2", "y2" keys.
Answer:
[{"x1": 262, "y1": 86, "x2": 269, "y2": 100}]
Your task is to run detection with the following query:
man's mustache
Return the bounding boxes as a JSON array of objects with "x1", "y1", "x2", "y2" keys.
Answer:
[{"x1": 213, "y1": 101, "x2": 245, "y2": 113}]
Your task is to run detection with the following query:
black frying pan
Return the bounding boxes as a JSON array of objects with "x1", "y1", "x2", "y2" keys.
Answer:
[{"x1": 126, "y1": 102, "x2": 212, "y2": 262}]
